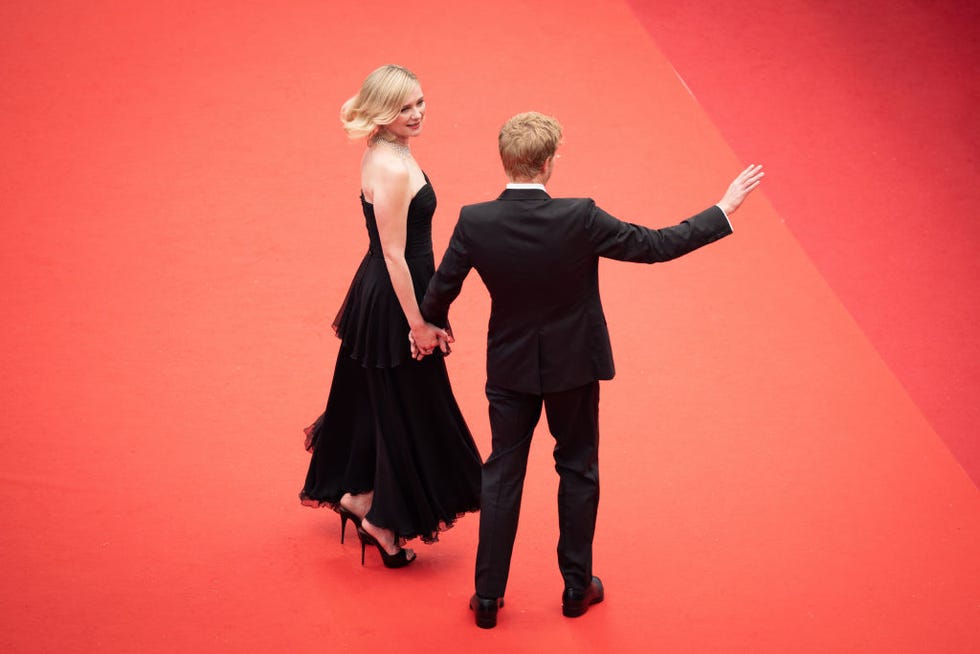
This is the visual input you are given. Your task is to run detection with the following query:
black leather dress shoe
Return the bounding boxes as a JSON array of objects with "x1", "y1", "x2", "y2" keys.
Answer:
[
  {"x1": 469, "y1": 594, "x2": 504, "y2": 629},
  {"x1": 562, "y1": 576, "x2": 604, "y2": 617}
]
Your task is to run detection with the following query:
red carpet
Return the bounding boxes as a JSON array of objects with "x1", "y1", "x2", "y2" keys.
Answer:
[{"x1": 1, "y1": 1, "x2": 977, "y2": 652}]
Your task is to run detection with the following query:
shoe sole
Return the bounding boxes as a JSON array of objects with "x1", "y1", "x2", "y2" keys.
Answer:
[
  {"x1": 562, "y1": 595, "x2": 603, "y2": 618},
  {"x1": 474, "y1": 613, "x2": 497, "y2": 629}
]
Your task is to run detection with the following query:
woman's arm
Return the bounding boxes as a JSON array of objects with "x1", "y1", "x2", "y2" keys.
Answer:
[{"x1": 372, "y1": 162, "x2": 450, "y2": 356}]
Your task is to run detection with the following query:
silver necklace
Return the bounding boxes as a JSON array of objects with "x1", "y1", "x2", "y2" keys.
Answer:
[{"x1": 371, "y1": 136, "x2": 411, "y2": 158}]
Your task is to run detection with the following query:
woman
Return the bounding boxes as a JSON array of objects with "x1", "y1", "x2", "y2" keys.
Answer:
[{"x1": 300, "y1": 65, "x2": 481, "y2": 568}]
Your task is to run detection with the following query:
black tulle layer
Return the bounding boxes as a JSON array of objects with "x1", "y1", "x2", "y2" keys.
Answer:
[{"x1": 331, "y1": 251, "x2": 435, "y2": 369}]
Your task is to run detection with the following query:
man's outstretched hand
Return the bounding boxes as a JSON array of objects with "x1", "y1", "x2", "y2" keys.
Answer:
[{"x1": 717, "y1": 164, "x2": 764, "y2": 216}]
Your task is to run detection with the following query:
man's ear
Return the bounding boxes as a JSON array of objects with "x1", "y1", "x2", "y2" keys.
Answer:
[{"x1": 540, "y1": 156, "x2": 555, "y2": 181}]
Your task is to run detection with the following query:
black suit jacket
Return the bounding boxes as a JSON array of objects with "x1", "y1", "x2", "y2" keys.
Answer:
[{"x1": 421, "y1": 188, "x2": 732, "y2": 394}]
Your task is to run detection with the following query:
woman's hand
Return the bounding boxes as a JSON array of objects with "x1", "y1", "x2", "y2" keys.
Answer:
[{"x1": 409, "y1": 323, "x2": 454, "y2": 360}]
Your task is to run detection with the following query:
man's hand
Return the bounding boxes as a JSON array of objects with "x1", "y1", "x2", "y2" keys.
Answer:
[
  {"x1": 717, "y1": 164, "x2": 764, "y2": 216},
  {"x1": 409, "y1": 322, "x2": 454, "y2": 360}
]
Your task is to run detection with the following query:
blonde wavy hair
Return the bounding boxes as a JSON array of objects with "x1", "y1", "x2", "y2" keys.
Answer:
[
  {"x1": 498, "y1": 112, "x2": 563, "y2": 180},
  {"x1": 340, "y1": 65, "x2": 419, "y2": 140}
]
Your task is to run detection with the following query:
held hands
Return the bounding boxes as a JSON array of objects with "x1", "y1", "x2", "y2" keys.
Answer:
[
  {"x1": 717, "y1": 164, "x2": 764, "y2": 216},
  {"x1": 409, "y1": 322, "x2": 454, "y2": 361}
]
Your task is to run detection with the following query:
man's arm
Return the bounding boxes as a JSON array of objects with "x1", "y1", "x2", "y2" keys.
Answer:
[
  {"x1": 587, "y1": 164, "x2": 763, "y2": 263},
  {"x1": 586, "y1": 203, "x2": 732, "y2": 263},
  {"x1": 420, "y1": 215, "x2": 473, "y2": 330}
]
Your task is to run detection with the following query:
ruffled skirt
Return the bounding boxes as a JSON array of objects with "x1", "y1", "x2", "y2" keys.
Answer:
[
  {"x1": 301, "y1": 346, "x2": 482, "y2": 543},
  {"x1": 332, "y1": 251, "x2": 434, "y2": 369}
]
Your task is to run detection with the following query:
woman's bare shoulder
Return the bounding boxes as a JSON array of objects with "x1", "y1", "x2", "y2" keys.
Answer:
[{"x1": 361, "y1": 149, "x2": 410, "y2": 201}]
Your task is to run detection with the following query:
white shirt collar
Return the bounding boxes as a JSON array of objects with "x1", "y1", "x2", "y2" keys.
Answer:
[{"x1": 505, "y1": 183, "x2": 547, "y2": 191}]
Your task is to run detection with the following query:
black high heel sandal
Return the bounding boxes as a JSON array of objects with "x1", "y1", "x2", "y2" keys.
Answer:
[
  {"x1": 337, "y1": 507, "x2": 362, "y2": 544},
  {"x1": 356, "y1": 525, "x2": 415, "y2": 568}
]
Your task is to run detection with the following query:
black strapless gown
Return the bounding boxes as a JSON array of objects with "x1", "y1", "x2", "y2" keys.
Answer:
[{"x1": 300, "y1": 177, "x2": 481, "y2": 543}]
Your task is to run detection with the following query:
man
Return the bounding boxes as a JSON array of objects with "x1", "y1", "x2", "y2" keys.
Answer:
[{"x1": 419, "y1": 112, "x2": 763, "y2": 628}]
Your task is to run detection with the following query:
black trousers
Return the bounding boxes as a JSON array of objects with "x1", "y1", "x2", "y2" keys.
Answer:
[{"x1": 475, "y1": 380, "x2": 600, "y2": 598}]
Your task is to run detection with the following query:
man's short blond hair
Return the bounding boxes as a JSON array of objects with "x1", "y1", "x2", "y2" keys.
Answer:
[{"x1": 498, "y1": 112, "x2": 563, "y2": 180}]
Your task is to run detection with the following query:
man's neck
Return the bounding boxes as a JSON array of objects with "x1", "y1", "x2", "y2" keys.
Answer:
[
  {"x1": 509, "y1": 175, "x2": 545, "y2": 183},
  {"x1": 507, "y1": 175, "x2": 547, "y2": 187},
  {"x1": 506, "y1": 181, "x2": 547, "y2": 190}
]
